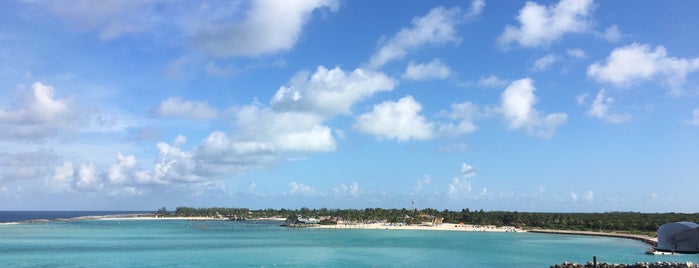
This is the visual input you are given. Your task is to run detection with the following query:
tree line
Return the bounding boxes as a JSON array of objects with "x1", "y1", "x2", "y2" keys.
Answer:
[{"x1": 157, "y1": 206, "x2": 699, "y2": 235}]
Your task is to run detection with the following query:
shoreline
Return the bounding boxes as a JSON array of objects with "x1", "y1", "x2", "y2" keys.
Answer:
[
  {"x1": 1, "y1": 215, "x2": 660, "y2": 246},
  {"x1": 528, "y1": 229, "x2": 657, "y2": 246}
]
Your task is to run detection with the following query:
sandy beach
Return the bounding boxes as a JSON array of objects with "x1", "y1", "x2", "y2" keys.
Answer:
[{"x1": 315, "y1": 222, "x2": 524, "y2": 232}]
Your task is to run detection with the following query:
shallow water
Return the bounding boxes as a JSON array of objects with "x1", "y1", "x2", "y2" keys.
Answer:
[{"x1": 1, "y1": 220, "x2": 697, "y2": 267}]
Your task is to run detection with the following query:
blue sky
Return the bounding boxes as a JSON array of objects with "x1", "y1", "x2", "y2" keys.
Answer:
[{"x1": 1, "y1": 0, "x2": 698, "y2": 212}]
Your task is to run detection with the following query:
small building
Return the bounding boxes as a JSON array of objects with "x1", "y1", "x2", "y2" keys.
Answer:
[{"x1": 655, "y1": 221, "x2": 699, "y2": 253}]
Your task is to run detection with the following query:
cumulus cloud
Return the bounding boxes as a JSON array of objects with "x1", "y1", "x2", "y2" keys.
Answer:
[
  {"x1": 0, "y1": 82, "x2": 82, "y2": 140},
  {"x1": 288, "y1": 181, "x2": 315, "y2": 196},
  {"x1": 437, "y1": 102, "x2": 480, "y2": 137},
  {"x1": 75, "y1": 163, "x2": 103, "y2": 191},
  {"x1": 367, "y1": 4, "x2": 479, "y2": 69},
  {"x1": 30, "y1": 0, "x2": 157, "y2": 40},
  {"x1": 235, "y1": 105, "x2": 337, "y2": 152},
  {"x1": 153, "y1": 97, "x2": 219, "y2": 120},
  {"x1": 193, "y1": 0, "x2": 339, "y2": 57},
  {"x1": 478, "y1": 75, "x2": 509, "y2": 88},
  {"x1": 587, "y1": 43, "x2": 699, "y2": 93},
  {"x1": 533, "y1": 54, "x2": 558, "y2": 71},
  {"x1": 271, "y1": 66, "x2": 395, "y2": 116},
  {"x1": 448, "y1": 162, "x2": 479, "y2": 199},
  {"x1": 333, "y1": 182, "x2": 360, "y2": 198},
  {"x1": 585, "y1": 89, "x2": 631, "y2": 123},
  {"x1": 355, "y1": 96, "x2": 434, "y2": 141},
  {"x1": 46, "y1": 161, "x2": 74, "y2": 192},
  {"x1": 403, "y1": 59, "x2": 451, "y2": 80},
  {"x1": 497, "y1": 0, "x2": 594, "y2": 48},
  {"x1": 499, "y1": 78, "x2": 567, "y2": 138}
]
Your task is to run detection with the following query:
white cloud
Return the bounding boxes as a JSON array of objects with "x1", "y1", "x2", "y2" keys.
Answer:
[
  {"x1": 355, "y1": 95, "x2": 434, "y2": 141},
  {"x1": 438, "y1": 102, "x2": 480, "y2": 137},
  {"x1": 193, "y1": 0, "x2": 339, "y2": 57},
  {"x1": 689, "y1": 108, "x2": 699, "y2": 126},
  {"x1": 499, "y1": 78, "x2": 567, "y2": 138},
  {"x1": 599, "y1": 25, "x2": 622, "y2": 42},
  {"x1": 586, "y1": 89, "x2": 631, "y2": 123},
  {"x1": 460, "y1": 163, "x2": 476, "y2": 177},
  {"x1": 571, "y1": 190, "x2": 594, "y2": 202},
  {"x1": 448, "y1": 162, "x2": 479, "y2": 199},
  {"x1": 403, "y1": 59, "x2": 451, "y2": 80},
  {"x1": 367, "y1": 6, "x2": 467, "y2": 69},
  {"x1": 75, "y1": 163, "x2": 103, "y2": 191},
  {"x1": 0, "y1": 82, "x2": 82, "y2": 140},
  {"x1": 288, "y1": 181, "x2": 315, "y2": 196},
  {"x1": 47, "y1": 161, "x2": 75, "y2": 192},
  {"x1": 566, "y1": 48, "x2": 586, "y2": 58},
  {"x1": 31, "y1": 0, "x2": 157, "y2": 40},
  {"x1": 533, "y1": 54, "x2": 558, "y2": 71},
  {"x1": 497, "y1": 0, "x2": 594, "y2": 48},
  {"x1": 333, "y1": 182, "x2": 360, "y2": 198},
  {"x1": 153, "y1": 97, "x2": 219, "y2": 120},
  {"x1": 478, "y1": 75, "x2": 509, "y2": 88},
  {"x1": 271, "y1": 66, "x2": 395, "y2": 117},
  {"x1": 587, "y1": 43, "x2": 699, "y2": 93},
  {"x1": 234, "y1": 105, "x2": 336, "y2": 152}
]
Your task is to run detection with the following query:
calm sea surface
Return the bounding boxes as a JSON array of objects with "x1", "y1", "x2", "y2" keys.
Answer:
[{"x1": 1, "y1": 215, "x2": 697, "y2": 267}]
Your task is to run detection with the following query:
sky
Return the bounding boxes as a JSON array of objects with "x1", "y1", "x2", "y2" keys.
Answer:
[{"x1": 1, "y1": 0, "x2": 698, "y2": 212}]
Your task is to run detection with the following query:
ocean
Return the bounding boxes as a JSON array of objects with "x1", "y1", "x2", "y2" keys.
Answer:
[{"x1": 1, "y1": 213, "x2": 697, "y2": 267}]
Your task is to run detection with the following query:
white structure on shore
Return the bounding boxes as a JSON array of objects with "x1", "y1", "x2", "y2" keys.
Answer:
[{"x1": 655, "y1": 221, "x2": 699, "y2": 254}]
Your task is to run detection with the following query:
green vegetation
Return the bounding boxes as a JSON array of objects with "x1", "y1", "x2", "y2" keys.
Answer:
[{"x1": 162, "y1": 206, "x2": 699, "y2": 236}]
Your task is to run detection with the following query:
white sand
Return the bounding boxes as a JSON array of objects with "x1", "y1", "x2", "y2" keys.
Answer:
[{"x1": 316, "y1": 222, "x2": 525, "y2": 232}]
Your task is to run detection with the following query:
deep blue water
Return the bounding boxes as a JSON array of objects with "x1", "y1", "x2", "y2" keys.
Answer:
[
  {"x1": 0, "y1": 211, "x2": 150, "y2": 223},
  {"x1": 1, "y1": 219, "x2": 698, "y2": 267}
]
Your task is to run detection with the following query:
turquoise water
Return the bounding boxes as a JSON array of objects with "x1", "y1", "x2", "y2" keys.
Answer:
[{"x1": 1, "y1": 220, "x2": 697, "y2": 267}]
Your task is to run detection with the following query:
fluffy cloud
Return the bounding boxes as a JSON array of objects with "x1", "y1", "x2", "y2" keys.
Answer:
[
  {"x1": 448, "y1": 162, "x2": 478, "y2": 199},
  {"x1": 533, "y1": 54, "x2": 558, "y2": 71},
  {"x1": 587, "y1": 43, "x2": 699, "y2": 93},
  {"x1": 438, "y1": 102, "x2": 480, "y2": 136},
  {"x1": 497, "y1": 0, "x2": 594, "y2": 48},
  {"x1": 355, "y1": 96, "x2": 434, "y2": 141},
  {"x1": 31, "y1": 0, "x2": 156, "y2": 40},
  {"x1": 235, "y1": 105, "x2": 336, "y2": 152},
  {"x1": 367, "y1": 4, "x2": 479, "y2": 69},
  {"x1": 75, "y1": 163, "x2": 103, "y2": 191},
  {"x1": 288, "y1": 181, "x2": 315, "y2": 196},
  {"x1": 333, "y1": 182, "x2": 360, "y2": 198},
  {"x1": 194, "y1": 0, "x2": 339, "y2": 57},
  {"x1": 585, "y1": 89, "x2": 631, "y2": 123},
  {"x1": 0, "y1": 82, "x2": 82, "y2": 140},
  {"x1": 271, "y1": 66, "x2": 395, "y2": 116},
  {"x1": 46, "y1": 161, "x2": 74, "y2": 192},
  {"x1": 403, "y1": 59, "x2": 451, "y2": 80},
  {"x1": 153, "y1": 97, "x2": 219, "y2": 120},
  {"x1": 499, "y1": 78, "x2": 567, "y2": 138}
]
